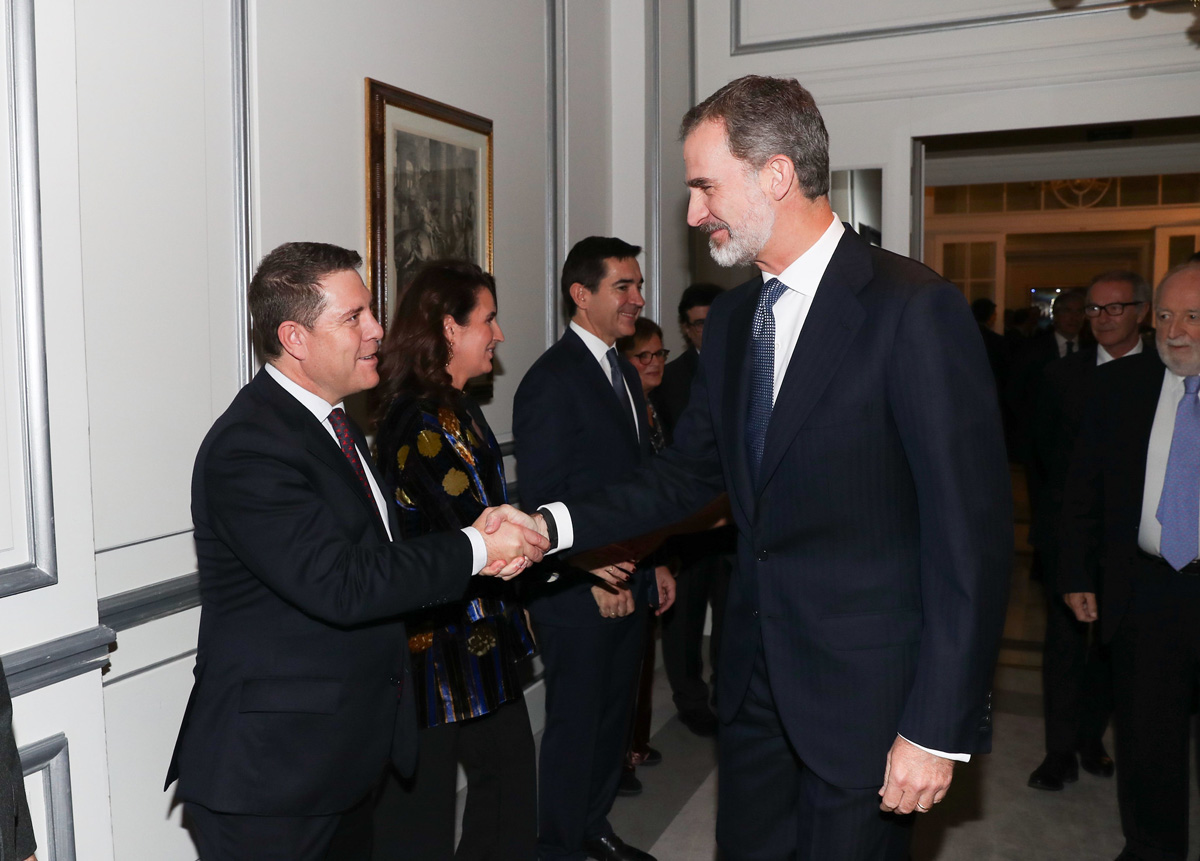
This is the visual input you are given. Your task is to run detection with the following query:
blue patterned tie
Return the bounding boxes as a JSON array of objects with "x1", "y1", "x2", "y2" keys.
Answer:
[
  {"x1": 746, "y1": 278, "x2": 789, "y2": 476},
  {"x1": 1157, "y1": 375, "x2": 1200, "y2": 570}
]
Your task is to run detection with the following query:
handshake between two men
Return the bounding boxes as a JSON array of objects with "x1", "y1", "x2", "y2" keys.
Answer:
[{"x1": 473, "y1": 505, "x2": 553, "y2": 578}]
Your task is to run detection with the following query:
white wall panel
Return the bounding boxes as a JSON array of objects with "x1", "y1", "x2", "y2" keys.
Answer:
[
  {"x1": 75, "y1": 0, "x2": 242, "y2": 552},
  {"x1": 12, "y1": 675, "x2": 115, "y2": 861},
  {"x1": 103, "y1": 610, "x2": 201, "y2": 861},
  {"x1": 253, "y1": 0, "x2": 554, "y2": 438}
]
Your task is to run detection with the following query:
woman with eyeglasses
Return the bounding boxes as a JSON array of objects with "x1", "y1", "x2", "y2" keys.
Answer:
[
  {"x1": 613, "y1": 317, "x2": 677, "y2": 796},
  {"x1": 371, "y1": 260, "x2": 536, "y2": 860}
]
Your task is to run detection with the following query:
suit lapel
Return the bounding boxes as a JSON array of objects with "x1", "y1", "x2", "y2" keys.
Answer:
[
  {"x1": 757, "y1": 231, "x2": 868, "y2": 492},
  {"x1": 257, "y1": 372, "x2": 389, "y2": 538},
  {"x1": 562, "y1": 329, "x2": 642, "y2": 454},
  {"x1": 722, "y1": 285, "x2": 758, "y2": 518}
]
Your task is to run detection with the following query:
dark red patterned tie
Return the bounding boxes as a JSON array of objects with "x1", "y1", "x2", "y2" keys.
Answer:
[{"x1": 328, "y1": 408, "x2": 379, "y2": 513}]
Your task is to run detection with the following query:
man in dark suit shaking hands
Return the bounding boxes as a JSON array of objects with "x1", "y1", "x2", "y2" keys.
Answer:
[
  {"x1": 536, "y1": 76, "x2": 1011, "y2": 860},
  {"x1": 167, "y1": 242, "x2": 547, "y2": 860}
]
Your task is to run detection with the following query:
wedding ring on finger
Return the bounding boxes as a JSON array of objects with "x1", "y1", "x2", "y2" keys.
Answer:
[{"x1": 916, "y1": 802, "x2": 930, "y2": 812}]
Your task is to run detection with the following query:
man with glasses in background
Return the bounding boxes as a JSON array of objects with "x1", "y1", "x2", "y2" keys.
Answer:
[{"x1": 1028, "y1": 270, "x2": 1150, "y2": 793}]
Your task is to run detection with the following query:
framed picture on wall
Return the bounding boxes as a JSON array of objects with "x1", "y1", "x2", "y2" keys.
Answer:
[{"x1": 365, "y1": 78, "x2": 493, "y2": 332}]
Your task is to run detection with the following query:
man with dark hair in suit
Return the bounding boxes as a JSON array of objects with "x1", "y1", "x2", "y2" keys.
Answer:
[
  {"x1": 534, "y1": 76, "x2": 1010, "y2": 860},
  {"x1": 0, "y1": 662, "x2": 36, "y2": 861},
  {"x1": 652, "y1": 282, "x2": 731, "y2": 737},
  {"x1": 1026, "y1": 270, "x2": 1149, "y2": 792},
  {"x1": 1061, "y1": 261, "x2": 1200, "y2": 861},
  {"x1": 166, "y1": 241, "x2": 547, "y2": 861},
  {"x1": 515, "y1": 236, "x2": 663, "y2": 861}
]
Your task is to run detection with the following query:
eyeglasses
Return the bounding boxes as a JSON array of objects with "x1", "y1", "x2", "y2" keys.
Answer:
[
  {"x1": 630, "y1": 349, "x2": 670, "y2": 364},
  {"x1": 1084, "y1": 301, "x2": 1145, "y2": 318},
  {"x1": 684, "y1": 318, "x2": 706, "y2": 330}
]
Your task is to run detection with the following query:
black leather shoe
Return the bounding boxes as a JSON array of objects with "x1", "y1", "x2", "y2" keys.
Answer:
[
  {"x1": 679, "y1": 708, "x2": 718, "y2": 737},
  {"x1": 583, "y1": 833, "x2": 657, "y2": 861},
  {"x1": 1028, "y1": 752, "x2": 1078, "y2": 791},
  {"x1": 1079, "y1": 740, "x2": 1115, "y2": 777},
  {"x1": 617, "y1": 770, "x2": 643, "y2": 797}
]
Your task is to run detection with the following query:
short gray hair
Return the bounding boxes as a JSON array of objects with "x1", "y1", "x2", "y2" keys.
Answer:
[
  {"x1": 1155, "y1": 261, "x2": 1200, "y2": 305},
  {"x1": 680, "y1": 75, "x2": 830, "y2": 200},
  {"x1": 1089, "y1": 269, "x2": 1151, "y2": 306}
]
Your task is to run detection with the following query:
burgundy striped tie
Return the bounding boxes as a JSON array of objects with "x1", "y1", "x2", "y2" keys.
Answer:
[{"x1": 328, "y1": 408, "x2": 378, "y2": 512}]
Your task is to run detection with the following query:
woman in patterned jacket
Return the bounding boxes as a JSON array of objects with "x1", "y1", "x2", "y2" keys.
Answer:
[{"x1": 372, "y1": 260, "x2": 535, "y2": 860}]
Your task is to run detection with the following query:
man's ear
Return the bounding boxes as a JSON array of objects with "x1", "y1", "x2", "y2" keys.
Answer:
[
  {"x1": 763, "y1": 154, "x2": 796, "y2": 202},
  {"x1": 571, "y1": 282, "x2": 591, "y2": 311},
  {"x1": 277, "y1": 320, "x2": 308, "y2": 361}
]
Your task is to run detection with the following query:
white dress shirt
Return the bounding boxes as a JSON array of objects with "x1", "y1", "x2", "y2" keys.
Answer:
[
  {"x1": 1096, "y1": 339, "x2": 1142, "y2": 366},
  {"x1": 264, "y1": 363, "x2": 488, "y2": 572},
  {"x1": 1139, "y1": 367, "x2": 1200, "y2": 560}
]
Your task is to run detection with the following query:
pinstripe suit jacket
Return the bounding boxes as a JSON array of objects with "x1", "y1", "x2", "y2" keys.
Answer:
[{"x1": 567, "y1": 226, "x2": 1012, "y2": 787}]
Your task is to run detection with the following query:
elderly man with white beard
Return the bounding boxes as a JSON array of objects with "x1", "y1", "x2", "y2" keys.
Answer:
[{"x1": 1060, "y1": 261, "x2": 1200, "y2": 861}]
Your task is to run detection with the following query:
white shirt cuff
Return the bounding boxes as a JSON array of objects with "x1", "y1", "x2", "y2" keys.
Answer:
[
  {"x1": 899, "y1": 734, "x2": 970, "y2": 763},
  {"x1": 461, "y1": 526, "x2": 488, "y2": 575},
  {"x1": 541, "y1": 501, "x2": 574, "y2": 552}
]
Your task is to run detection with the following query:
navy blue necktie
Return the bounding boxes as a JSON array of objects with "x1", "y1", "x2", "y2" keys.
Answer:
[
  {"x1": 607, "y1": 347, "x2": 635, "y2": 431},
  {"x1": 746, "y1": 278, "x2": 789, "y2": 476},
  {"x1": 1157, "y1": 376, "x2": 1200, "y2": 570}
]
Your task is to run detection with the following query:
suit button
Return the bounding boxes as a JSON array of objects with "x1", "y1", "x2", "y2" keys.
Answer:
[
  {"x1": 752, "y1": 609, "x2": 759, "y2": 618},
  {"x1": 756, "y1": 550, "x2": 768, "y2": 562}
]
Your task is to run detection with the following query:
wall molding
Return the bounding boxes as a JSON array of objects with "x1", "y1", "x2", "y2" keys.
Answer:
[
  {"x1": 1, "y1": 0, "x2": 57, "y2": 598},
  {"x1": 19, "y1": 733, "x2": 76, "y2": 861},
  {"x1": 98, "y1": 573, "x2": 201, "y2": 632},
  {"x1": 730, "y1": 0, "x2": 1191, "y2": 55},
  {"x1": 546, "y1": 0, "x2": 566, "y2": 347},
  {"x1": 644, "y1": 0, "x2": 662, "y2": 326},
  {"x1": 231, "y1": 0, "x2": 254, "y2": 385},
  {"x1": 3, "y1": 627, "x2": 115, "y2": 697}
]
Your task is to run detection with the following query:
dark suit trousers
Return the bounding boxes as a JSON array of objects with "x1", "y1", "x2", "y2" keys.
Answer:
[
  {"x1": 534, "y1": 604, "x2": 647, "y2": 860},
  {"x1": 186, "y1": 797, "x2": 372, "y2": 861},
  {"x1": 716, "y1": 638, "x2": 912, "y2": 861},
  {"x1": 370, "y1": 697, "x2": 537, "y2": 861},
  {"x1": 1110, "y1": 565, "x2": 1200, "y2": 861},
  {"x1": 1040, "y1": 581, "x2": 1113, "y2": 754},
  {"x1": 662, "y1": 553, "x2": 730, "y2": 715}
]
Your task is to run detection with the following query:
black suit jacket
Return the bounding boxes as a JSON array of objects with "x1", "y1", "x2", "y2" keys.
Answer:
[
  {"x1": 514, "y1": 327, "x2": 653, "y2": 626},
  {"x1": 654, "y1": 347, "x2": 699, "y2": 436},
  {"x1": 0, "y1": 662, "x2": 34, "y2": 860},
  {"x1": 167, "y1": 369, "x2": 472, "y2": 816},
  {"x1": 1058, "y1": 350, "x2": 1167, "y2": 641},
  {"x1": 565, "y1": 227, "x2": 1012, "y2": 787}
]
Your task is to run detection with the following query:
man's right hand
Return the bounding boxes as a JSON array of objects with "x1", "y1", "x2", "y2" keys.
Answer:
[
  {"x1": 1064, "y1": 591, "x2": 1098, "y2": 623},
  {"x1": 473, "y1": 505, "x2": 550, "y2": 579}
]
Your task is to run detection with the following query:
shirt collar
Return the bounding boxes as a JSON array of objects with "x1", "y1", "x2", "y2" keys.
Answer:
[
  {"x1": 265, "y1": 362, "x2": 346, "y2": 424},
  {"x1": 762, "y1": 213, "x2": 845, "y2": 294},
  {"x1": 1096, "y1": 339, "x2": 1143, "y2": 365},
  {"x1": 569, "y1": 320, "x2": 617, "y2": 365}
]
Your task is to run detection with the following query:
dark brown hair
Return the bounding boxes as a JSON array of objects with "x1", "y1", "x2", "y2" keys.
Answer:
[
  {"x1": 249, "y1": 242, "x2": 362, "y2": 359},
  {"x1": 615, "y1": 317, "x2": 663, "y2": 357},
  {"x1": 376, "y1": 260, "x2": 495, "y2": 413}
]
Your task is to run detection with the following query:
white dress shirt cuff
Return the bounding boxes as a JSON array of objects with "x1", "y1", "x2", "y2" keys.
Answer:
[
  {"x1": 462, "y1": 526, "x2": 488, "y2": 575},
  {"x1": 899, "y1": 734, "x2": 970, "y2": 762},
  {"x1": 540, "y1": 502, "x2": 574, "y2": 552}
]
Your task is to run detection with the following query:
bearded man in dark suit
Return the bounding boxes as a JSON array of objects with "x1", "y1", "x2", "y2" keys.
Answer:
[
  {"x1": 1060, "y1": 261, "x2": 1200, "y2": 861},
  {"x1": 166, "y1": 242, "x2": 546, "y2": 861},
  {"x1": 534, "y1": 76, "x2": 1011, "y2": 861}
]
